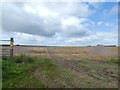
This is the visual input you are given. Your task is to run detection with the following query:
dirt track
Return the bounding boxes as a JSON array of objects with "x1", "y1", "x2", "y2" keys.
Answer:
[
  {"x1": 2, "y1": 46, "x2": 118, "y2": 87},
  {"x1": 44, "y1": 47, "x2": 118, "y2": 88}
]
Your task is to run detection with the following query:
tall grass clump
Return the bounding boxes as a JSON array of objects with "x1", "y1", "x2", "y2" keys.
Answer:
[
  {"x1": 2, "y1": 55, "x2": 35, "y2": 81},
  {"x1": 2, "y1": 54, "x2": 35, "y2": 63},
  {"x1": 2, "y1": 55, "x2": 47, "y2": 88}
]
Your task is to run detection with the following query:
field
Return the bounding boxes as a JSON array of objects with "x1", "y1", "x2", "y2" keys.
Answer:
[{"x1": 1, "y1": 46, "x2": 119, "y2": 88}]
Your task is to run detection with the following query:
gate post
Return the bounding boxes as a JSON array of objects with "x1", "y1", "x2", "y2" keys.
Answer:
[{"x1": 10, "y1": 38, "x2": 14, "y2": 56}]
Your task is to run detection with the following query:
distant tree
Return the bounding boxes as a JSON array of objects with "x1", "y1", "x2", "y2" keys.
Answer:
[{"x1": 16, "y1": 44, "x2": 20, "y2": 46}]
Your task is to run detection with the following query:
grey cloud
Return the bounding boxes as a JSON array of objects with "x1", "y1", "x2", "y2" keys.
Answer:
[
  {"x1": 2, "y1": 2, "x2": 93, "y2": 38},
  {"x1": 62, "y1": 25, "x2": 90, "y2": 37},
  {"x1": 61, "y1": 17, "x2": 91, "y2": 37},
  {"x1": 2, "y1": 3, "x2": 61, "y2": 37}
]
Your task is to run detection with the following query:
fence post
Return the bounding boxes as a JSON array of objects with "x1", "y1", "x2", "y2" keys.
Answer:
[{"x1": 10, "y1": 38, "x2": 14, "y2": 57}]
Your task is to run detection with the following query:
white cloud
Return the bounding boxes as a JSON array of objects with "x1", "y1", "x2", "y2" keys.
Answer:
[
  {"x1": 2, "y1": 2, "x2": 94, "y2": 37},
  {"x1": 15, "y1": 32, "x2": 47, "y2": 45},
  {"x1": 24, "y1": 4, "x2": 59, "y2": 18},
  {"x1": 2, "y1": 3, "x2": 62, "y2": 37},
  {"x1": 98, "y1": 21, "x2": 103, "y2": 25},
  {"x1": 1, "y1": 2, "x2": 118, "y2": 46},
  {"x1": 104, "y1": 22, "x2": 113, "y2": 27},
  {"x1": 97, "y1": 21, "x2": 113, "y2": 27},
  {"x1": 64, "y1": 30, "x2": 118, "y2": 46},
  {"x1": 61, "y1": 16, "x2": 93, "y2": 37},
  {"x1": 1, "y1": 29, "x2": 118, "y2": 46}
]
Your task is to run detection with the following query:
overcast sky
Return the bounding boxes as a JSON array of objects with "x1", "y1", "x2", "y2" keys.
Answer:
[{"x1": 1, "y1": 2, "x2": 118, "y2": 46}]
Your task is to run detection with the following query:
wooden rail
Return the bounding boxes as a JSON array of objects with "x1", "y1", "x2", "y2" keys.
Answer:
[{"x1": 0, "y1": 38, "x2": 14, "y2": 57}]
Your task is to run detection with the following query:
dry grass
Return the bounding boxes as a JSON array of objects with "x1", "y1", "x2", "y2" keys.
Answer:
[
  {"x1": 1, "y1": 46, "x2": 118, "y2": 62},
  {"x1": 12, "y1": 46, "x2": 118, "y2": 62},
  {"x1": 2, "y1": 46, "x2": 119, "y2": 88}
]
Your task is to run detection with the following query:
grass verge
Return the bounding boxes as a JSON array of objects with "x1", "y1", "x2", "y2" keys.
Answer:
[
  {"x1": 2, "y1": 55, "x2": 76, "y2": 88},
  {"x1": 2, "y1": 55, "x2": 47, "y2": 88}
]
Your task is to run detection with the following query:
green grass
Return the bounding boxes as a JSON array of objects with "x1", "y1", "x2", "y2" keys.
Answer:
[
  {"x1": 32, "y1": 58, "x2": 76, "y2": 88},
  {"x1": 2, "y1": 55, "x2": 47, "y2": 88},
  {"x1": 76, "y1": 57, "x2": 118, "y2": 71},
  {"x1": 3, "y1": 73, "x2": 46, "y2": 88},
  {"x1": 73, "y1": 58, "x2": 118, "y2": 88},
  {"x1": 107, "y1": 58, "x2": 120, "y2": 65},
  {"x1": 2, "y1": 55, "x2": 75, "y2": 88}
]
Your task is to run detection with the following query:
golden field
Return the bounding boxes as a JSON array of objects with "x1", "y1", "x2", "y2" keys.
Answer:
[{"x1": 1, "y1": 46, "x2": 119, "y2": 88}]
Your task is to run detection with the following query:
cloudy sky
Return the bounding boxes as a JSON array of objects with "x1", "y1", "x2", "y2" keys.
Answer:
[{"x1": 1, "y1": 2, "x2": 118, "y2": 46}]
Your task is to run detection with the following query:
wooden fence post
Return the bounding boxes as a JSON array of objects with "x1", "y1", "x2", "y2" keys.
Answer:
[{"x1": 10, "y1": 38, "x2": 14, "y2": 56}]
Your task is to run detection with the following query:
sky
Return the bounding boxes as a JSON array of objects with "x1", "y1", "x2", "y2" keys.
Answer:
[{"x1": 0, "y1": 1, "x2": 118, "y2": 46}]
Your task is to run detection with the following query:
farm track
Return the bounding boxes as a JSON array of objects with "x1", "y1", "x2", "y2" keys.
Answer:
[
  {"x1": 46, "y1": 48, "x2": 95, "y2": 78},
  {"x1": 2, "y1": 46, "x2": 119, "y2": 88},
  {"x1": 34, "y1": 47, "x2": 86, "y2": 88},
  {"x1": 12, "y1": 46, "x2": 118, "y2": 87},
  {"x1": 47, "y1": 47, "x2": 84, "y2": 73},
  {"x1": 45, "y1": 47, "x2": 118, "y2": 87},
  {"x1": 46, "y1": 47, "x2": 106, "y2": 73},
  {"x1": 45, "y1": 47, "x2": 91, "y2": 87}
]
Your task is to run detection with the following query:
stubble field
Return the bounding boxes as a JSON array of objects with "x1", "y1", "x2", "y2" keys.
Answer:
[{"x1": 2, "y1": 46, "x2": 119, "y2": 88}]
